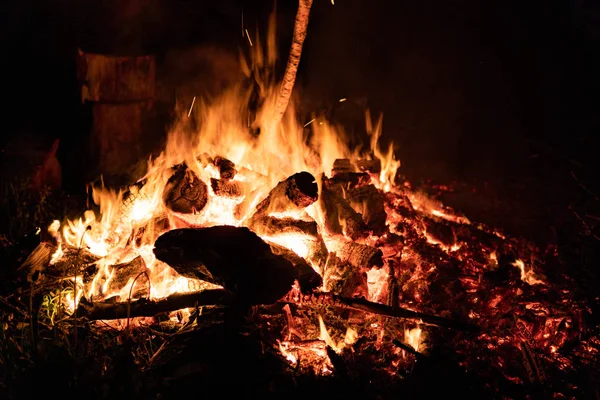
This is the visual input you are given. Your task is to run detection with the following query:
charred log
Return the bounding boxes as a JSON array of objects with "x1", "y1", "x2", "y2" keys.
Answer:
[
  {"x1": 346, "y1": 184, "x2": 388, "y2": 235},
  {"x1": 104, "y1": 256, "x2": 148, "y2": 297},
  {"x1": 324, "y1": 172, "x2": 371, "y2": 191},
  {"x1": 332, "y1": 158, "x2": 382, "y2": 176},
  {"x1": 252, "y1": 171, "x2": 318, "y2": 218},
  {"x1": 355, "y1": 159, "x2": 382, "y2": 174},
  {"x1": 375, "y1": 232, "x2": 405, "y2": 259},
  {"x1": 323, "y1": 253, "x2": 369, "y2": 298},
  {"x1": 319, "y1": 179, "x2": 368, "y2": 240},
  {"x1": 268, "y1": 242, "x2": 323, "y2": 292},
  {"x1": 76, "y1": 289, "x2": 235, "y2": 320},
  {"x1": 422, "y1": 216, "x2": 457, "y2": 248},
  {"x1": 210, "y1": 178, "x2": 243, "y2": 198},
  {"x1": 249, "y1": 216, "x2": 318, "y2": 237},
  {"x1": 332, "y1": 158, "x2": 354, "y2": 175},
  {"x1": 42, "y1": 246, "x2": 100, "y2": 283},
  {"x1": 333, "y1": 241, "x2": 384, "y2": 270},
  {"x1": 213, "y1": 156, "x2": 237, "y2": 180},
  {"x1": 163, "y1": 164, "x2": 208, "y2": 214},
  {"x1": 153, "y1": 226, "x2": 299, "y2": 305},
  {"x1": 126, "y1": 216, "x2": 170, "y2": 248}
]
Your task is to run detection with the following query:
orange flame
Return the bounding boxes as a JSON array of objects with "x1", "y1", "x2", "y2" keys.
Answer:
[{"x1": 48, "y1": 13, "x2": 400, "y2": 315}]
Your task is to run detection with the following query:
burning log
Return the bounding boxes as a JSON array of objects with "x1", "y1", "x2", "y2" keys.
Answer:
[
  {"x1": 332, "y1": 241, "x2": 384, "y2": 270},
  {"x1": 76, "y1": 289, "x2": 235, "y2": 321},
  {"x1": 249, "y1": 216, "x2": 318, "y2": 237},
  {"x1": 252, "y1": 171, "x2": 318, "y2": 218},
  {"x1": 323, "y1": 253, "x2": 369, "y2": 298},
  {"x1": 163, "y1": 164, "x2": 208, "y2": 214},
  {"x1": 213, "y1": 156, "x2": 237, "y2": 180},
  {"x1": 319, "y1": 180, "x2": 368, "y2": 240},
  {"x1": 153, "y1": 226, "x2": 299, "y2": 305},
  {"x1": 332, "y1": 158, "x2": 354, "y2": 175},
  {"x1": 332, "y1": 158, "x2": 382, "y2": 176},
  {"x1": 36, "y1": 245, "x2": 100, "y2": 283},
  {"x1": 210, "y1": 178, "x2": 243, "y2": 198},
  {"x1": 103, "y1": 256, "x2": 148, "y2": 298},
  {"x1": 345, "y1": 184, "x2": 388, "y2": 235},
  {"x1": 325, "y1": 172, "x2": 371, "y2": 190},
  {"x1": 355, "y1": 158, "x2": 382, "y2": 174},
  {"x1": 268, "y1": 242, "x2": 323, "y2": 292}
]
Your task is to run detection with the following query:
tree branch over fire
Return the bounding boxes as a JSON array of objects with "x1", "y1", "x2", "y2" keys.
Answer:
[{"x1": 271, "y1": 0, "x2": 314, "y2": 126}]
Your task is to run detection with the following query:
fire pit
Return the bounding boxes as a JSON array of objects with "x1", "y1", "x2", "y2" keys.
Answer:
[{"x1": 2, "y1": 3, "x2": 599, "y2": 399}]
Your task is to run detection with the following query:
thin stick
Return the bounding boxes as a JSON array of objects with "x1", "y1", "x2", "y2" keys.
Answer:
[
  {"x1": 287, "y1": 292, "x2": 480, "y2": 332},
  {"x1": 271, "y1": 0, "x2": 313, "y2": 126}
]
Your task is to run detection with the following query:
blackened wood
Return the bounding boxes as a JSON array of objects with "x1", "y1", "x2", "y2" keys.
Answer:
[
  {"x1": 324, "y1": 172, "x2": 371, "y2": 191},
  {"x1": 213, "y1": 156, "x2": 237, "y2": 180},
  {"x1": 323, "y1": 253, "x2": 369, "y2": 298},
  {"x1": 423, "y1": 216, "x2": 456, "y2": 248},
  {"x1": 332, "y1": 158, "x2": 382, "y2": 175},
  {"x1": 356, "y1": 159, "x2": 382, "y2": 174},
  {"x1": 43, "y1": 246, "x2": 100, "y2": 283},
  {"x1": 153, "y1": 226, "x2": 299, "y2": 305},
  {"x1": 332, "y1": 158, "x2": 354, "y2": 175},
  {"x1": 76, "y1": 289, "x2": 235, "y2": 320},
  {"x1": 210, "y1": 178, "x2": 243, "y2": 198},
  {"x1": 104, "y1": 255, "x2": 148, "y2": 296},
  {"x1": 163, "y1": 164, "x2": 208, "y2": 214},
  {"x1": 252, "y1": 171, "x2": 318, "y2": 218},
  {"x1": 319, "y1": 181, "x2": 368, "y2": 240},
  {"x1": 268, "y1": 242, "x2": 323, "y2": 292},
  {"x1": 334, "y1": 241, "x2": 384, "y2": 269},
  {"x1": 346, "y1": 184, "x2": 388, "y2": 235}
]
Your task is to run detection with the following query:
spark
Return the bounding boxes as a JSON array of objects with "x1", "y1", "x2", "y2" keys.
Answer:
[
  {"x1": 331, "y1": 0, "x2": 335, "y2": 4},
  {"x1": 339, "y1": 98, "x2": 347, "y2": 102},
  {"x1": 303, "y1": 118, "x2": 315, "y2": 127},
  {"x1": 187, "y1": 96, "x2": 196, "y2": 117},
  {"x1": 245, "y1": 29, "x2": 253, "y2": 46}
]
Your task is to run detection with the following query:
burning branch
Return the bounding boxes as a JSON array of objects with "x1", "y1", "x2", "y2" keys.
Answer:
[
  {"x1": 289, "y1": 292, "x2": 479, "y2": 332},
  {"x1": 75, "y1": 286, "x2": 475, "y2": 333},
  {"x1": 75, "y1": 289, "x2": 235, "y2": 320},
  {"x1": 271, "y1": 0, "x2": 314, "y2": 126}
]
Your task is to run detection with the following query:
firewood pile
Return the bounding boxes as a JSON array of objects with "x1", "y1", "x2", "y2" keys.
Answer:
[{"x1": 12, "y1": 153, "x2": 599, "y2": 399}]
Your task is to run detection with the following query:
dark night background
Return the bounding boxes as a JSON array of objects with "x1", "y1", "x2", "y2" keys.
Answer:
[{"x1": 1, "y1": 0, "x2": 599, "y2": 243}]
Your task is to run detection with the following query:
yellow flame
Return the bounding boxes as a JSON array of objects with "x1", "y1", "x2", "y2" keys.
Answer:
[
  {"x1": 404, "y1": 326, "x2": 423, "y2": 352},
  {"x1": 512, "y1": 259, "x2": 544, "y2": 286},
  {"x1": 49, "y1": 12, "x2": 400, "y2": 316},
  {"x1": 318, "y1": 315, "x2": 357, "y2": 354}
]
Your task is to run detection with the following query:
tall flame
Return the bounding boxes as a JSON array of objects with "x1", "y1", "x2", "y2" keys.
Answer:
[{"x1": 49, "y1": 10, "x2": 401, "y2": 309}]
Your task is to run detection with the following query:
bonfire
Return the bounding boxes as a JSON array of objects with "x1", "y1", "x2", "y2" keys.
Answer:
[{"x1": 4, "y1": 2, "x2": 599, "y2": 399}]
